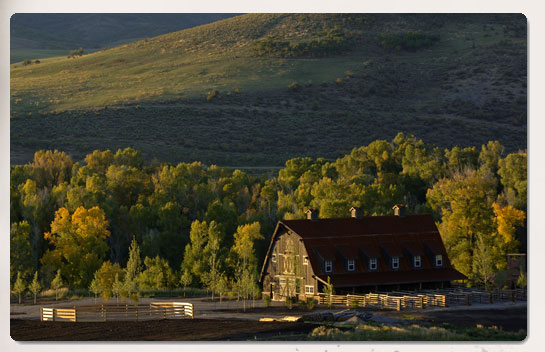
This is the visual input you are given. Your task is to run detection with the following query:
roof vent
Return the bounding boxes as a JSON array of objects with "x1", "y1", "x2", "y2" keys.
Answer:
[
  {"x1": 350, "y1": 206, "x2": 363, "y2": 219},
  {"x1": 305, "y1": 208, "x2": 319, "y2": 221},
  {"x1": 392, "y1": 204, "x2": 406, "y2": 217}
]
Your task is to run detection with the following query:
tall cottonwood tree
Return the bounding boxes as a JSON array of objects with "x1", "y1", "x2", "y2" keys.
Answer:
[
  {"x1": 41, "y1": 206, "x2": 110, "y2": 288},
  {"x1": 10, "y1": 220, "x2": 33, "y2": 283}
]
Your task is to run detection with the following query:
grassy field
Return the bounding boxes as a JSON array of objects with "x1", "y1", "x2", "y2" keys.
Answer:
[{"x1": 10, "y1": 14, "x2": 527, "y2": 166}]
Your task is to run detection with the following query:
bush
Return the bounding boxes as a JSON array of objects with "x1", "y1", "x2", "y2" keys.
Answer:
[
  {"x1": 22, "y1": 60, "x2": 32, "y2": 66},
  {"x1": 335, "y1": 78, "x2": 343, "y2": 84},
  {"x1": 264, "y1": 294, "x2": 271, "y2": 307},
  {"x1": 378, "y1": 31, "x2": 440, "y2": 52},
  {"x1": 206, "y1": 89, "x2": 218, "y2": 102},
  {"x1": 68, "y1": 48, "x2": 84, "y2": 58},
  {"x1": 253, "y1": 27, "x2": 352, "y2": 58},
  {"x1": 306, "y1": 297, "x2": 316, "y2": 310},
  {"x1": 298, "y1": 300, "x2": 307, "y2": 310},
  {"x1": 288, "y1": 82, "x2": 300, "y2": 91},
  {"x1": 285, "y1": 296, "x2": 293, "y2": 310},
  {"x1": 517, "y1": 269, "x2": 527, "y2": 288}
]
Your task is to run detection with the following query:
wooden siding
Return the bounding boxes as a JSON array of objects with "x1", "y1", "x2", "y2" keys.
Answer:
[{"x1": 262, "y1": 230, "x2": 317, "y2": 300}]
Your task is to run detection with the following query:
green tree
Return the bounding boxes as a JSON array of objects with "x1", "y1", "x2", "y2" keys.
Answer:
[
  {"x1": 179, "y1": 270, "x2": 193, "y2": 297},
  {"x1": 112, "y1": 273, "x2": 123, "y2": 304},
  {"x1": 498, "y1": 152, "x2": 527, "y2": 211},
  {"x1": 181, "y1": 220, "x2": 217, "y2": 285},
  {"x1": 50, "y1": 269, "x2": 64, "y2": 300},
  {"x1": 231, "y1": 222, "x2": 264, "y2": 310},
  {"x1": 322, "y1": 276, "x2": 334, "y2": 308},
  {"x1": 123, "y1": 238, "x2": 142, "y2": 302},
  {"x1": 478, "y1": 141, "x2": 504, "y2": 175},
  {"x1": 28, "y1": 149, "x2": 74, "y2": 189},
  {"x1": 94, "y1": 261, "x2": 123, "y2": 301},
  {"x1": 472, "y1": 234, "x2": 495, "y2": 288},
  {"x1": 427, "y1": 169, "x2": 497, "y2": 279},
  {"x1": 138, "y1": 256, "x2": 176, "y2": 290},
  {"x1": 89, "y1": 276, "x2": 100, "y2": 303},
  {"x1": 41, "y1": 206, "x2": 110, "y2": 288},
  {"x1": 29, "y1": 271, "x2": 41, "y2": 304},
  {"x1": 10, "y1": 220, "x2": 33, "y2": 283},
  {"x1": 13, "y1": 272, "x2": 26, "y2": 304}
]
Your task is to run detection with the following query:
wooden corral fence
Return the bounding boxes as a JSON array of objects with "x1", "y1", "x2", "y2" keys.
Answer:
[
  {"x1": 316, "y1": 288, "x2": 526, "y2": 311},
  {"x1": 40, "y1": 302, "x2": 193, "y2": 322}
]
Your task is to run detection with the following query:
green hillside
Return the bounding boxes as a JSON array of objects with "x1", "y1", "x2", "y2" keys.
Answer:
[
  {"x1": 10, "y1": 13, "x2": 527, "y2": 166},
  {"x1": 10, "y1": 13, "x2": 237, "y2": 63}
]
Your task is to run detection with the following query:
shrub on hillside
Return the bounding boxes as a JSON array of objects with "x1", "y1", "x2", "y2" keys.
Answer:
[
  {"x1": 378, "y1": 31, "x2": 440, "y2": 51},
  {"x1": 253, "y1": 27, "x2": 352, "y2": 58}
]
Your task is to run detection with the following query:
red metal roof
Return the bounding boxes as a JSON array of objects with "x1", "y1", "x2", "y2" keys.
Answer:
[
  {"x1": 317, "y1": 267, "x2": 467, "y2": 287},
  {"x1": 281, "y1": 214, "x2": 439, "y2": 238},
  {"x1": 260, "y1": 214, "x2": 467, "y2": 285},
  {"x1": 336, "y1": 244, "x2": 360, "y2": 259},
  {"x1": 313, "y1": 246, "x2": 337, "y2": 260},
  {"x1": 380, "y1": 242, "x2": 404, "y2": 257}
]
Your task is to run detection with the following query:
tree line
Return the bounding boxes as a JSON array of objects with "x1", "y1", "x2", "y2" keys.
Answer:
[{"x1": 10, "y1": 133, "x2": 527, "y2": 301}]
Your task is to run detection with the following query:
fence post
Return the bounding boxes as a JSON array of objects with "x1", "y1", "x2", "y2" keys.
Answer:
[
  {"x1": 74, "y1": 306, "x2": 77, "y2": 322},
  {"x1": 396, "y1": 298, "x2": 401, "y2": 311},
  {"x1": 346, "y1": 294, "x2": 350, "y2": 307},
  {"x1": 465, "y1": 294, "x2": 470, "y2": 306},
  {"x1": 40, "y1": 307, "x2": 43, "y2": 321},
  {"x1": 420, "y1": 296, "x2": 424, "y2": 309},
  {"x1": 488, "y1": 293, "x2": 493, "y2": 304},
  {"x1": 53, "y1": 308, "x2": 56, "y2": 322}
]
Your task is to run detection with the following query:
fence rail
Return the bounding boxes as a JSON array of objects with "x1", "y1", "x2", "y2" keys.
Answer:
[
  {"x1": 40, "y1": 302, "x2": 194, "y2": 322},
  {"x1": 315, "y1": 288, "x2": 526, "y2": 311}
]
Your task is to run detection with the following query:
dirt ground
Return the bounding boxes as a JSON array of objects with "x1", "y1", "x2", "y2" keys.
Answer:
[
  {"x1": 10, "y1": 297, "x2": 527, "y2": 341},
  {"x1": 10, "y1": 318, "x2": 315, "y2": 341}
]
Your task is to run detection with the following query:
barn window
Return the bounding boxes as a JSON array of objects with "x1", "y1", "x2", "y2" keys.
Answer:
[
  {"x1": 435, "y1": 254, "x2": 443, "y2": 267},
  {"x1": 271, "y1": 254, "x2": 276, "y2": 263},
  {"x1": 414, "y1": 255, "x2": 421, "y2": 268},
  {"x1": 303, "y1": 256, "x2": 309, "y2": 265},
  {"x1": 305, "y1": 285, "x2": 314, "y2": 294},
  {"x1": 392, "y1": 256, "x2": 400, "y2": 269},
  {"x1": 325, "y1": 260, "x2": 333, "y2": 273},
  {"x1": 369, "y1": 258, "x2": 377, "y2": 270},
  {"x1": 347, "y1": 259, "x2": 355, "y2": 271}
]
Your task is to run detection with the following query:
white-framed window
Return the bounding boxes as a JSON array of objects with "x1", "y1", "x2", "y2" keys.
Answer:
[
  {"x1": 305, "y1": 285, "x2": 314, "y2": 294},
  {"x1": 369, "y1": 258, "x2": 377, "y2": 270},
  {"x1": 435, "y1": 254, "x2": 443, "y2": 267},
  {"x1": 303, "y1": 256, "x2": 309, "y2": 265},
  {"x1": 392, "y1": 256, "x2": 400, "y2": 269},
  {"x1": 325, "y1": 260, "x2": 333, "y2": 273},
  {"x1": 414, "y1": 255, "x2": 421, "y2": 268},
  {"x1": 347, "y1": 259, "x2": 355, "y2": 271},
  {"x1": 271, "y1": 254, "x2": 276, "y2": 263}
]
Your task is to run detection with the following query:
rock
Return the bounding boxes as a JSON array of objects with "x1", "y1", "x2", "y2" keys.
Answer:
[{"x1": 334, "y1": 315, "x2": 366, "y2": 326}]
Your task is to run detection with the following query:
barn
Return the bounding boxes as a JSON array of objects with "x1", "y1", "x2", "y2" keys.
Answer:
[{"x1": 259, "y1": 205, "x2": 467, "y2": 301}]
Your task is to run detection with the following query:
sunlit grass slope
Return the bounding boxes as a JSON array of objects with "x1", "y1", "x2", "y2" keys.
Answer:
[{"x1": 10, "y1": 13, "x2": 527, "y2": 166}]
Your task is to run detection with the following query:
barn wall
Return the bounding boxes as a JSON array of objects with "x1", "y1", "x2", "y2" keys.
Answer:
[{"x1": 262, "y1": 229, "x2": 317, "y2": 301}]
